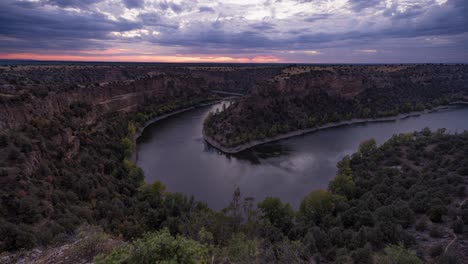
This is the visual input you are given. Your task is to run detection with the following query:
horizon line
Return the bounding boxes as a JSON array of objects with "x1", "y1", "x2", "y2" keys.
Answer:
[{"x1": 1, "y1": 58, "x2": 467, "y2": 65}]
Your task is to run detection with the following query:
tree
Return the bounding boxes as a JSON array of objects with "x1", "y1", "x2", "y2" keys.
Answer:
[
  {"x1": 351, "y1": 243, "x2": 372, "y2": 264},
  {"x1": 258, "y1": 197, "x2": 294, "y2": 233},
  {"x1": 222, "y1": 232, "x2": 260, "y2": 263},
  {"x1": 299, "y1": 190, "x2": 342, "y2": 225},
  {"x1": 376, "y1": 245, "x2": 422, "y2": 264},
  {"x1": 329, "y1": 156, "x2": 356, "y2": 198},
  {"x1": 223, "y1": 187, "x2": 243, "y2": 232},
  {"x1": 428, "y1": 204, "x2": 447, "y2": 223},
  {"x1": 358, "y1": 139, "x2": 377, "y2": 156}
]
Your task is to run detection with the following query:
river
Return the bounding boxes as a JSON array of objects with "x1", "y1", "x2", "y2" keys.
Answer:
[{"x1": 136, "y1": 102, "x2": 468, "y2": 209}]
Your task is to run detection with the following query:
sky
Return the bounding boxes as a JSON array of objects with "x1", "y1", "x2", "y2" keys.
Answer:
[{"x1": 0, "y1": 0, "x2": 467, "y2": 63}]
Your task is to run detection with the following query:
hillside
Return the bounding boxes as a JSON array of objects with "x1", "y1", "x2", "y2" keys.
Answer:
[
  {"x1": 1, "y1": 64, "x2": 467, "y2": 264},
  {"x1": 2, "y1": 129, "x2": 466, "y2": 263},
  {"x1": 0, "y1": 65, "x2": 217, "y2": 252},
  {"x1": 204, "y1": 64, "x2": 468, "y2": 149}
]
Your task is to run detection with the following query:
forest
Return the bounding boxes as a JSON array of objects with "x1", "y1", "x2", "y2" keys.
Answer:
[
  {"x1": 49, "y1": 130, "x2": 468, "y2": 263},
  {"x1": 0, "y1": 64, "x2": 467, "y2": 263},
  {"x1": 2, "y1": 105, "x2": 467, "y2": 263},
  {"x1": 204, "y1": 65, "x2": 468, "y2": 148}
]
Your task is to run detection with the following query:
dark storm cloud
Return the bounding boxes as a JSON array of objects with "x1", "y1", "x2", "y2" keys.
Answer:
[
  {"x1": 47, "y1": 0, "x2": 104, "y2": 8},
  {"x1": 384, "y1": 5, "x2": 426, "y2": 20},
  {"x1": 138, "y1": 12, "x2": 179, "y2": 29},
  {"x1": 158, "y1": 0, "x2": 184, "y2": 13},
  {"x1": 142, "y1": 0, "x2": 466, "y2": 52},
  {"x1": 349, "y1": 0, "x2": 382, "y2": 12},
  {"x1": 199, "y1": 6, "x2": 215, "y2": 13},
  {"x1": 302, "y1": 13, "x2": 331, "y2": 23},
  {"x1": 149, "y1": 29, "x2": 273, "y2": 49},
  {"x1": 123, "y1": 0, "x2": 144, "y2": 9},
  {"x1": 249, "y1": 22, "x2": 276, "y2": 31},
  {"x1": 0, "y1": 0, "x2": 467, "y2": 62},
  {"x1": 0, "y1": 0, "x2": 140, "y2": 52}
]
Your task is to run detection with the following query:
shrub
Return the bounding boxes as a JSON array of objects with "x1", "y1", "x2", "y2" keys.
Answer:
[
  {"x1": 415, "y1": 220, "x2": 427, "y2": 232},
  {"x1": 221, "y1": 232, "x2": 260, "y2": 263},
  {"x1": 429, "y1": 244, "x2": 444, "y2": 258},
  {"x1": 351, "y1": 244, "x2": 372, "y2": 264},
  {"x1": 69, "y1": 225, "x2": 111, "y2": 260},
  {"x1": 430, "y1": 226, "x2": 443, "y2": 238},
  {"x1": 437, "y1": 252, "x2": 459, "y2": 264},
  {"x1": 94, "y1": 228, "x2": 209, "y2": 264},
  {"x1": 428, "y1": 205, "x2": 447, "y2": 223},
  {"x1": 376, "y1": 245, "x2": 422, "y2": 264}
]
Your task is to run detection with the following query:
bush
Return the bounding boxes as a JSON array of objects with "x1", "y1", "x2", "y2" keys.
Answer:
[
  {"x1": 94, "y1": 228, "x2": 209, "y2": 264},
  {"x1": 429, "y1": 244, "x2": 444, "y2": 257},
  {"x1": 69, "y1": 225, "x2": 111, "y2": 261},
  {"x1": 430, "y1": 226, "x2": 443, "y2": 238},
  {"x1": 0, "y1": 221, "x2": 37, "y2": 251},
  {"x1": 221, "y1": 232, "x2": 260, "y2": 263},
  {"x1": 428, "y1": 205, "x2": 447, "y2": 223},
  {"x1": 351, "y1": 244, "x2": 372, "y2": 264},
  {"x1": 437, "y1": 252, "x2": 459, "y2": 264},
  {"x1": 376, "y1": 245, "x2": 422, "y2": 264},
  {"x1": 415, "y1": 220, "x2": 427, "y2": 232}
]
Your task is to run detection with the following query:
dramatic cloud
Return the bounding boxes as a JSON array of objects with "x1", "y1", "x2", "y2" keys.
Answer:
[
  {"x1": 198, "y1": 6, "x2": 215, "y2": 13},
  {"x1": 0, "y1": 0, "x2": 467, "y2": 63},
  {"x1": 123, "y1": 0, "x2": 144, "y2": 9}
]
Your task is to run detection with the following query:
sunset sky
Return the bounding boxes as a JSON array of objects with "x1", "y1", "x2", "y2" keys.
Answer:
[{"x1": 0, "y1": 0, "x2": 467, "y2": 63}]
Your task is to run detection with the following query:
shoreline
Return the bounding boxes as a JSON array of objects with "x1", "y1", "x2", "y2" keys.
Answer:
[
  {"x1": 131, "y1": 100, "x2": 226, "y2": 163},
  {"x1": 203, "y1": 102, "x2": 468, "y2": 154}
]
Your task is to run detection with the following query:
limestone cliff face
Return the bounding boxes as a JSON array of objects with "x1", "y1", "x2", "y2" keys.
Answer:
[
  {"x1": 270, "y1": 69, "x2": 365, "y2": 98},
  {"x1": 0, "y1": 70, "x2": 210, "y2": 197},
  {"x1": 0, "y1": 74, "x2": 208, "y2": 130}
]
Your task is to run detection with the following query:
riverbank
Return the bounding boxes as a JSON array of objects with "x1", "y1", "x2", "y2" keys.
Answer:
[
  {"x1": 131, "y1": 99, "x2": 233, "y2": 162},
  {"x1": 203, "y1": 102, "x2": 468, "y2": 154}
]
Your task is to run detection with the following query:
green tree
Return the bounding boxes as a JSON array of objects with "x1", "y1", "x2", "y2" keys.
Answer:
[
  {"x1": 222, "y1": 232, "x2": 260, "y2": 263},
  {"x1": 299, "y1": 190, "x2": 342, "y2": 225},
  {"x1": 358, "y1": 139, "x2": 377, "y2": 156},
  {"x1": 376, "y1": 245, "x2": 422, "y2": 264},
  {"x1": 258, "y1": 197, "x2": 294, "y2": 233},
  {"x1": 329, "y1": 156, "x2": 356, "y2": 198}
]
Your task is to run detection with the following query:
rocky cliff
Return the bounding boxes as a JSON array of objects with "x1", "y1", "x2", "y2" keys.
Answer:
[
  {"x1": 204, "y1": 64, "x2": 468, "y2": 148},
  {"x1": 0, "y1": 70, "x2": 208, "y2": 129}
]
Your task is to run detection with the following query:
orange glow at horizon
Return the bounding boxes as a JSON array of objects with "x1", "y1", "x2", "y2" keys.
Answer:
[{"x1": 0, "y1": 53, "x2": 282, "y2": 63}]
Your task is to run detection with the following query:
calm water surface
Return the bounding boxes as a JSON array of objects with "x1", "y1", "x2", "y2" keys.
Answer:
[{"x1": 136, "y1": 103, "x2": 468, "y2": 209}]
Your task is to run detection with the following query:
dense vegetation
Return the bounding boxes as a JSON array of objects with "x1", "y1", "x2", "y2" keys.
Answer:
[
  {"x1": 1, "y1": 64, "x2": 467, "y2": 263},
  {"x1": 204, "y1": 65, "x2": 468, "y2": 148},
  {"x1": 0, "y1": 94, "x2": 217, "y2": 252},
  {"x1": 94, "y1": 129, "x2": 467, "y2": 263}
]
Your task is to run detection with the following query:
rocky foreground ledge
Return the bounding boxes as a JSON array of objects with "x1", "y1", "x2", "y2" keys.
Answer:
[{"x1": 203, "y1": 102, "x2": 468, "y2": 154}]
